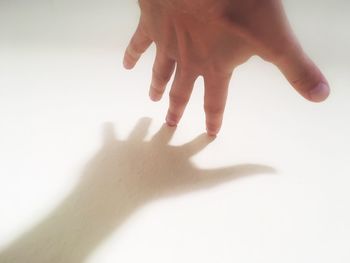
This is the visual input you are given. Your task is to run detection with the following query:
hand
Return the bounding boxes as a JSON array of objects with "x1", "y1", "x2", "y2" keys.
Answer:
[{"x1": 123, "y1": 0, "x2": 330, "y2": 136}]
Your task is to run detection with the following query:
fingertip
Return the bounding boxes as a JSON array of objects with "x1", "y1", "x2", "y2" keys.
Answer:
[
  {"x1": 166, "y1": 120, "x2": 177, "y2": 127},
  {"x1": 123, "y1": 56, "x2": 135, "y2": 70},
  {"x1": 206, "y1": 130, "x2": 218, "y2": 137},
  {"x1": 149, "y1": 94, "x2": 162, "y2": 102},
  {"x1": 308, "y1": 82, "x2": 330, "y2": 103},
  {"x1": 149, "y1": 86, "x2": 163, "y2": 102},
  {"x1": 205, "y1": 115, "x2": 223, "y2": 138},
  {"x1": 149, "y1": 94, "x2": 161, "y2": 102},
  {"x1": 165, "y1": 113, "x2": 178, "y2": 127},
  {"x1": 206, "y1": 125, "x2": 220, "y2": 137},
  {"x1": 273, "y1": 47, "x2": 331, "y2": 104}
]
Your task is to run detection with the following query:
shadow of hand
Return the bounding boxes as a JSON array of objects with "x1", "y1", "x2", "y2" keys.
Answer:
[{"x1": 0, "y1": 118, "x2": 275, "y2": 263}]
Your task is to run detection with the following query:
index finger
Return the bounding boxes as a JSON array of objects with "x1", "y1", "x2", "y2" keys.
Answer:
[{"x1": 123, "y1": 22, "x2": 153, "y2": 69}]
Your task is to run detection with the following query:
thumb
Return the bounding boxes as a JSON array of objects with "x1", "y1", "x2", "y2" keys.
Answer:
[{"x1": 274, "y1": 48, "x2": 330, "y2": 103}]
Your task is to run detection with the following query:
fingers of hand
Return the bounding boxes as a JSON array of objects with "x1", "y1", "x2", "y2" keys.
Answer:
[
  {"x1": 123, "y1": 23, "x2": 152, "y2": 70},
  {"x1": 204, "y1": 73, "x2": 231, "y2": 136},
  {"x1": 274, "y1": 49, "x2": 330, "y2": 103},
  {"x1": 166, "y1": 67, "x2": 197, "y2": 127},
  {"x1": 149, "y1": 50, "x2": 176, "y2": 101}
]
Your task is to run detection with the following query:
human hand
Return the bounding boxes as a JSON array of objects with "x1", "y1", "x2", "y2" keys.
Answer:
[{"x1": 123, "y1": 0, "x2": 330, "y2": 136}]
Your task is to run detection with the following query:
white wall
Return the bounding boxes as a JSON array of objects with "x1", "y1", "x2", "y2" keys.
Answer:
[{"x1": 0, "y1": 1, "x2": 349, "y2": 262}]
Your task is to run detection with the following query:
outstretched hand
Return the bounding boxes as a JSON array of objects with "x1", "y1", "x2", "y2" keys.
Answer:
[{"x1": 123, "y1": 0, "x2": 330, "y2": 135}]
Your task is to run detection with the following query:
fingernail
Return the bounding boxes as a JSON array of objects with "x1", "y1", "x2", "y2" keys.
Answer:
[
  {"x1": 123, "y1": 57, "x2": 133, "y2": 70},
  {"x1": 166, "y1": 115, "x2": 177, "y2": 127},
  {"x1": 207, "y1": 132, "x2": 217, "y2": 137},
  {"x1": 149, "y1": 87, "x2": 161, "y2": 101},
  {"x1": 206, "y1": 128, "x2": 219, "y2": 137},
  {"x1": 309, "y1": 82, "x2": 330, "y2": 102}
]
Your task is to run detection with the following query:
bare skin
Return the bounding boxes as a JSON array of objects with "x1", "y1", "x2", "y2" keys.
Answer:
[{"x1": 123, "y1": 0, "x2": 330, "y2": 136}]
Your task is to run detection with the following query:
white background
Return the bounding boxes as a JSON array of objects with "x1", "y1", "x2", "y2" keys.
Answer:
[{"x1": 0, "y1": 0, "x2": 349, "y2": 262}]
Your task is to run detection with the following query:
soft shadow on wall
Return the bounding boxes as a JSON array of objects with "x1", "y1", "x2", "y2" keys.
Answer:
[{"x1": 0, "y1": 117, "x2": 275, "y2": 263}]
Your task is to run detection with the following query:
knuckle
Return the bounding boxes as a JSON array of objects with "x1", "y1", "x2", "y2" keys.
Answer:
[
  {"x1": 151, "y1": 85, "x2": 164, "y2": 95},
  {"x1": 289, "y1": 63, "x2": 319, "y2": 90},
  {"x1": 125, "y1": 52, "x2": 135, "y2": 62},
  {"x1": 129, "y1": 42, "x2": 143, "y2": 55},
  {"x1": 152, "y1": 68, "x2": 170, "y2": 84},
  {"x1": 272, "y1": 42, "x2": 303, "y2": 65},
  {"x1": 204, "y1": 104, "x2": 224, "y2": 116},
  {"x1": 167, "y1": 110, "x2": 178, "y2": 119},
  {"x1": 206, "y1": 122, "x2": 220, "y2": 133},
  {"x1": 290, "y1": 71, "x2": 313, "y2": 87},
  {"x1": 126, "y1": 45, "x2": 139, "y2": 59},
  {"x1": 169, "y1": 92, "x2": 188, "y2": 106}
]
